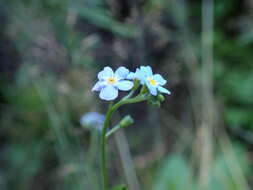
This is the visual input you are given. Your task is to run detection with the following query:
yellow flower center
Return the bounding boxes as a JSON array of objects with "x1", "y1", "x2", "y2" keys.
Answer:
[
  {"x1": 147, "y1": 77, "x2": 157, "y2": 86},
  {"x1": 107, "y1": 77, "x2": 117, "y2": 85}
]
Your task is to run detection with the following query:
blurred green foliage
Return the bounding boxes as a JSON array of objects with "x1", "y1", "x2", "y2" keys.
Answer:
[{"x1": 153, "y1": 144, "x2": 249, "y2": 190}]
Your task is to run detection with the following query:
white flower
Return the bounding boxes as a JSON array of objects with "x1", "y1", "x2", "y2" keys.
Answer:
[
  {"x1": 92, "y1": 67, "x2": 134, "y2": 101},
  {"x1": 128, "y1": 66, "x2": 171, "y2": 96}
]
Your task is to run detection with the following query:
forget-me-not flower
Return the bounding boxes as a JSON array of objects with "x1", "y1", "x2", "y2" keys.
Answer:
[
  {"x1": 92, "y1": 66, "x2": 134, "y2": 101},
  {"x1": 80, "y1": 112, "x2": 105, "y2": 130},
  {"x1": 128, "y1": 66, "x2": 171, "y2": 96}
]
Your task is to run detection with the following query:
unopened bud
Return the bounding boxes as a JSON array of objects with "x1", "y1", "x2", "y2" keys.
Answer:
[
  {"x1": 153, "y1": 101, "x2": 161, "y2": 107},
  {"x1": 157, "y1": 94, "x2": 165, "y2": 102},
  {"x1": 119, "y1": 115, "x2": 134, "y2": 127}
]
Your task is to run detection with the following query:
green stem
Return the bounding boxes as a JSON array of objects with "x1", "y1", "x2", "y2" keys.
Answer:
[
  {"x1": 106, "y1": 124, "x2": 121, "y2": 139},
  {"x1": 100, "y1": 92, "x2": 147, "y2": 190},
  {"x1": 101, "y1": 102, "x2": 113, "y2": 190},
  {"x1": 106, "y1": 115, "x2": 134, "y2": 139},
  {"x1": 112, "y1": 94, "x2": 147, "y2": 112}
]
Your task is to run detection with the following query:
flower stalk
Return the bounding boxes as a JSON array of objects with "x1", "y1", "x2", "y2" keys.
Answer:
[
  {"x1": 100, "y1": 90, "x2": 148, "y2": 190},
  {"x1": 91, "y1": 65, "x2": 171, "y2": 190},
  {"x1": 106, "y1": 115, "x2": 134, "y2": 139}
]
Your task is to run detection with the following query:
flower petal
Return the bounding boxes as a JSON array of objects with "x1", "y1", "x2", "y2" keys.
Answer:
[
  {"x1": 127, "y1": 72, "x2": 136, "y2": 80},
  {"x1": 92, "y1": 81, "x2": 105, "y2": 91},
  {"x1": 135, "y1": 69, "x2": 146, "y2": 84},
  {"x1": 140, "y1": 66, "x2": 153, "y2": 76},
  {"x1": 157, "y1": 86, "x2": 171, "y2": 95},
  {"x1": 153, "y1": 74, "x2": 167, "y2": 85},
  {"x1": 99, "y1": 85, "x2": 118, "y2": 101},
  {"x1": 98, "y1": 67, "x2": 114, "y2": 80},
  {"x1": 115, "y1": 67, "x2": 129, "y2": 79},
  {"x1": 146, "y1": 82, "x2": 157, "y2": 96},
  {"x1": 116, "y1": 80, "x2": 134, "y2": 91}
]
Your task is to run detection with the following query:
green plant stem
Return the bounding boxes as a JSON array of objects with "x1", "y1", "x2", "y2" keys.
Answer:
[
  {"x1": 101, "y1": 103, "x2": 113, "y2": 190},
  {"x1": 100, "y1": 92, "x2": 147, "y2": 190},
  {"x1": 106, "y1": 124, "x2": 121, "y2": 139},
  {"x1": 106, "y1": 115, "x2": 134, "y2": 139}
]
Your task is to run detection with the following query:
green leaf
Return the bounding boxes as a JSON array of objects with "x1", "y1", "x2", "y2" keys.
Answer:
[
  {"x1": 68, "y1": 5, "x2": 138, "y2": 38},
  {"x1": 111, "y1": 185, "x2": 128, "y2": 190},
  {"x1": 225, "y1": 107, "x2": 253, "y2": 128}
]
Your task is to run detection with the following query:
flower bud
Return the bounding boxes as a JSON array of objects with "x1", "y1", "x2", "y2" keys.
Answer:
[
  {"x1": 119, "y1": 115, "x2": 134, "y2": 128},
  {"x1": 147, "y1": 97, "x2": 161, "y2": 107},
  {"x1": 152, "y1": 101, "x2": 161, "y2": 107},
  {"x1": 157, "y1": 94, "x2": 165, "y2": 102},
  {"x1": 80, "y1": 112, "x2": 105, "y2": 131}
]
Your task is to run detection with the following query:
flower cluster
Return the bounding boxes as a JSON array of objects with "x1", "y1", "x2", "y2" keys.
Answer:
[
  {"x1": 91, "y1": 65, "x2": 171, "y2": 190},
  {"x1": 92, "y1": 66, "x2": 171, "y2": 101}
]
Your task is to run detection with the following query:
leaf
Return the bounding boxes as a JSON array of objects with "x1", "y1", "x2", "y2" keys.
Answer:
[
  {"x1": 225, "y1": 108, "x2": 253, "y2": 128},
  {"x1": 111, "y1": 185, "x2": 128, "y2": 190},
  {"x1": 68, "y1": 5, "x2": 138, "y2": 38}
]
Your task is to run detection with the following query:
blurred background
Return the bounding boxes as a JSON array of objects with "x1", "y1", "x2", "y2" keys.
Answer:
[{"x1": 0, "y1": 0, "x2": 253, "y2": 189}]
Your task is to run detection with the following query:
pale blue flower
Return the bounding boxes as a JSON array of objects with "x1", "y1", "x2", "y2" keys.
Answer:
[
  {"x1": 92, "y1": 66, "x2": 134, "y2": 101},
  {"x1": 80, "y1": 112, "x2": 105, "y2": 130},
  {"x1": 127, "y1": 69, "x2": 140, "y2": 80},
  {"x1": 128, "y1": 66, "x2": 171, "y2": 96}
]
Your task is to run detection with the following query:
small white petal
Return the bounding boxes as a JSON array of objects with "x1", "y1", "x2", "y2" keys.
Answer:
[
  {"x1": 98, "y1": 67, "x2": 114, "y2": 80},
  {"x1": 115, "y1": 67, "x2": 129, "y2": 78},
  {"x1": 127, "y1": 72, "x2": 136, "y2": 80},
  {"x1": 92, "y1": 81, "x2": 105, "y2": 91},
  {"x1": 135, "y1": 69, "x2": 146, "y2": 84},
  {"x1": 157, "y1": 86, "x2": 171, "y2": 95},
  {"x1": 153, "y1": 74, "x2": 166, "y2": 85},
  {"x1": 147, "y1": 82, "x2": 157, "y2": 96},
  {"x1": 140, "y1": 66, "x2": 153, "y2": 76},
  {"x1": 116, "y1": 80, "x2": 134, "y2": 91},
  {"x1": 99, "y1": 85, "x2": 118, "y2": 101}
]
